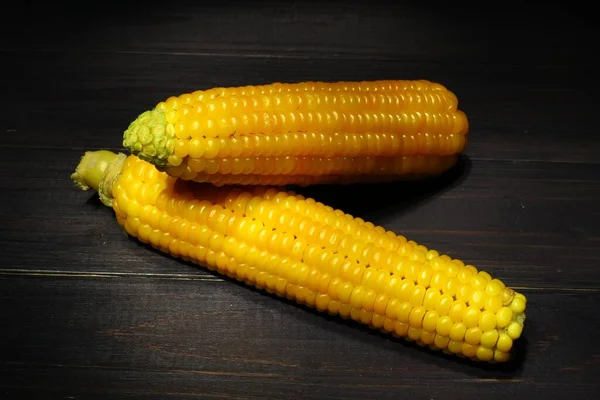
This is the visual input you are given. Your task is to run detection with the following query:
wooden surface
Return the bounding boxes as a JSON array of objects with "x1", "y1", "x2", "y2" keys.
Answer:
[{"x1": 2, "y1": 2, "x2": 599, "y2": 399}]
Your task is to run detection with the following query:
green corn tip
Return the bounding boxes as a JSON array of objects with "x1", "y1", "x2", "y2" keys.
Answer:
[{"x1": 122, "y1": 108, "x2": 175, "y2": 168}]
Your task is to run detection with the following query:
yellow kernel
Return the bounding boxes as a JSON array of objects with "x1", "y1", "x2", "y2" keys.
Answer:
[
  {"x1": 327, "y1": 277, "x2": 343, "y2": 301},
  {"x1": 362, "y1": 289, "x2": 378, "y2": 312},
  {"x1": 436, "y1": 315, "x2": 453, "y2": 337},
  {"x1": 485, "y1": 280, "x2": 503, "y2": 296},
  {"x1": 444, "y1": 277, "x2": 461, "y2": 297},
  {"x1": 484, "y1": 295, "x2": 503, "y2": 313},
  {"x1": 174, "y1": 139, "x2": 189, "y2": 158},
  {"x1": 385, "y1": 298, "x2": 400, "y2": 320},
  {"x1": 457, "y1": 284, "x2": 474, "y2": 303},
  {"x1": 337, "y1": 281, "x2": 354, "y2": 304},
  {"x1": 327, "y1": 300, "x2": 341, "y2": 315},
  {"x1": 422, "y1": 288, "x2": 441, "y2": 310},
  {"x1": 204, "y1": 138, "x2": 220, "y2": 159},
  {"x1": 464, "y1": 264, "x2": 478, "y2": 274},
  {"x1": 502, "y1": 288, "x2": 515, "y2": 305},
  {"x1": 469, "y1": 290, "x2": 486, "y2": 309},
  {"x1": 420, "y1": 330, "x2": 436, "y2": 345},
  {"x1": 394, "y1": 321, "x2": 409, "y2": 337},
  {"x1": 429, "y1": 271, "x2": 447, "y2": 290},
  {"x1": 448, "y1": 340, "x2": 463, "y2": 354},
  {"x1": 464, "y1": 327, "x2": 482, "y2": 345},
  {"x1": 417, "y1": 266, "x2": 433, "y2": 287},
  {"x1": 434, "y1": 333, "x2": 450, "y2": 349},
  {"x1": 478, "y1": 271, "x2": 492, "y2": 281},
  {"x1": 426, "y1": 250, "x2": 439, "y2": 260},
  {"x1": 349, "y1": 286, "x2": 365, "y2": 309},
  {"x1": 494, "y1": 350, "x2": 511, "y2": 363},
  {"x1": 476, "y1": 346, "x2": 494, "y2": 361},
  {"x1": 481, "y1": 330, "x2": 499, "y2": 349},
  {"x1": 373, "y1": 294, "x2": 389, "y2": 315},
  {"x1": 510, "y1": 296, "x2": 526, "y2": 314},
  {"x1": 479, "y1": 310, "x2": 497, "y2": 331},
  {"x1": 496, "y1": 333, "x2": 513, "y2": 352},
  {"x1": 396, "y1": 302, "x2": 412, "y2": 323},
  {"x1": 382, "y1": 317, "x2": 395, "y2": 333},
  {"x1": 457, "y1": 268, "x2": 475, "y2": 284},
  {"x1": 403, "y1": 260, "x2": 421, "y2": 282},
  {"x1": 397, "y1": 279, "x2": 415, "y2": 302},
  {"x1": 168, "y1": 149, "x2": 184, "y2": 166},
  {"x1": 371, "y1": 313, "x2": 386, "y2": 328},
  {"x1": 462, "y1": 306, "x2": 482, "y2": 328},
  {"x1": 449, "y1": 322, "x2": 467, "y2": 342},
  {"x1": 422, "y1": 310, "x2": 439, "y2": 332},
  {"x1": 350, "y1": 307, "x2": 361, "y2": 322},
  {"x1": 408, "y1": 306, "x2": 426, "y2": 328},
  {"x1": 188, "y1": 138, "x2": 205, "y2": 158},
  {"x1": 436, "y1": 294, "x2": 454, "y2": 316},
  {"x1": 407, "y1": 326, "x2": 422, "y2": 341},
  {"x1": 449, "y1": 301, "x2": 467, "y2": 322},
  {"x1": 384, "y1": 275, "x2": 401, "y2": 298},
  {"x1": 471, "y1": 274, "x2": 487, "y2": 290},
  {"x1": 165, "y1": 110, "x2": 178, "y2": 124},
  {"x1": 507, "y1": 322, "x2": 523, "y2": 339},
  {"x1": 462, "y1": 343, "x2": 478, "y2": 358},
  {"x1": 315, "y1": 293, "x2": 330, "y2": 312},
  {"x1": 410, "y1": 285, "x2": 427, "y2": 306},
  {"x1": 496, "y1": 307, "x2": 513, "y2": 328}
]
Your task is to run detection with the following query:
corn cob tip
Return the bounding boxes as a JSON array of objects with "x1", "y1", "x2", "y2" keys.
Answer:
[
  {"x1": 122, "y1": 108, "x2": 174, "y2": 168},
  {"x1": 71, "y1": 150, "x2": 127, "y2": 207}
]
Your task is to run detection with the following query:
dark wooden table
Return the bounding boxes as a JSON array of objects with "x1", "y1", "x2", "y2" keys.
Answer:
[{"x1": 2, "y1": 2, "x2": 599, "y2": 399}]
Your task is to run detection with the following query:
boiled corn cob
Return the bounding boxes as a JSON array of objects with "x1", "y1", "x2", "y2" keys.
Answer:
[
  {"x1": 71, "y1": 150, "x2": 526, "y2": 363},
  {"x1": 122, "y1": 79, "x2": 469, "y2": 186}
]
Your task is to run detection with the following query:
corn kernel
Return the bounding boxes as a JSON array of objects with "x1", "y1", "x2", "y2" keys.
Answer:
[
  {"x1": 510, "y1": 296, "x2": 526, "y2": 314},
  {"x1": 449, "y1": 322, "x2": 467, "y2": 342},
  {"x1": 481, "y1": 330, "x2": 499, "y2": 349},
  {"x1": 496, "y1": 333, "x2": 513, "y2": 352},
  {"x1": 496, "y1": 307, "x2": 513, "y2": 328},
  {"x1": 464, "y1": 327, "x2": 482, "y2": 345},
  {"x1": 436, "y1": 316, "x2": 453, "y2": 337},
  {"x1": 507, "y1": 322, "x2": 524, "y2": 339},
  {"x1": 479, "y1": 310, "x2": 497, "y2": 331}
]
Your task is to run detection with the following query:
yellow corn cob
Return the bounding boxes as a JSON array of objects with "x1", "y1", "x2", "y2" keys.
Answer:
[
  {"x1": 71, "y1": 150, "x2": 526, "y2": 363},
  {"x1": 122, "y1": 79, "x2": 469, "y2": 186}
]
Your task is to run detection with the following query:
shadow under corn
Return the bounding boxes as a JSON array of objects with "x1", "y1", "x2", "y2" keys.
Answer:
[
  {"x1": 290, "y1": 154, "x2": 472, "y2": 222},
  {"x1": 235, "y1": 281, "x2": 528, "y2": 379}
]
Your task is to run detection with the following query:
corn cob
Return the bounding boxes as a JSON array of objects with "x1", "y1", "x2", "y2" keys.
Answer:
[
  {"x1": 122, "y1": 79, "x2": 469, "y2": 186},
  {"x1": 71, "y1": 150, "x2": 525, "y2": 363}
]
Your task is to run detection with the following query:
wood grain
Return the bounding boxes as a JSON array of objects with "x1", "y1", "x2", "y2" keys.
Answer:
[
  {"x1": 1, "y1": 1, "x2": 599, "y2": 399},
  {"x1": 2, "y1": 275, "x2": 599, "y2": 399}
]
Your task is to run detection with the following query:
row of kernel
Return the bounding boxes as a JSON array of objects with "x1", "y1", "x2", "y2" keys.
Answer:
[
  {"x1": 189, "y1": 90, "x2": 458, "y2": 118},
  {"x1": 173, "y1": 110, "x2": 468, "y2": 138},
  {"x1": 180, "y1": 154, "x2": 457, "y2": 176},
  {"x1": 160, "y1": 80, "x2": 450, "y2": 110},
  {"x1": 174, "y1": 131, "x2": 466, "y2": 160}
]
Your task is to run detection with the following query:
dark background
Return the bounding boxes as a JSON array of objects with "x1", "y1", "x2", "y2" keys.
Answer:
[{"x1": 2, "y1": 1, "x2": 599, "y2": 399}]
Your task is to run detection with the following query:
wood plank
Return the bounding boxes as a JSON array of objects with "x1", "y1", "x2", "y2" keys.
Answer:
[
  {"x1": 2, "y1": 1, "x2": 597, "y2": 64},
  {"x1": 2, "y1": 275, "x2": 598, "y2": 399},
  {"x1": 1, "y1": 51, "x2": 599, "y2": 163},
  {"x1": 1, "y1": 148, "x2": 598, "y2": 288}
]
